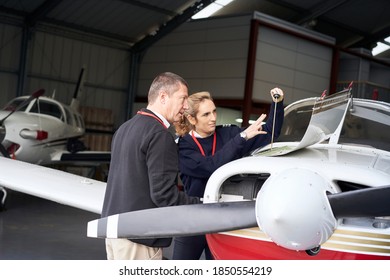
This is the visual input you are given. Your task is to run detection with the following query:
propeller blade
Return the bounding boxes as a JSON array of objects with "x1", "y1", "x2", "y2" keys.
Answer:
[
  {"x1": 0, "y1": 88, "x2": 45, "y2": 125},
  {"x1": 328, "y1": 185, "x2": 390, "y2": 218},
  {"x1": 0, "y1": 144, "x2": 10, "y2": 158},
  {"x1": 88, "y1": 201, "x2": 257, "y2": 239},
  {"x1": 0, "y1": 125, "x2": 5, "y2": 143}
]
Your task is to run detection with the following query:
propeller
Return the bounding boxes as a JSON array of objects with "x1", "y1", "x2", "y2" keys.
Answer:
[
  {"x1": 0, "y1": 88, "x2": 45, "y2": 126},
  {"x1": 328, "y1": 185, "x2": 390, "y2": 218},
  {"x1": 87, "y1": 168, "x2": 390, "y2": 252},
  {"x1": 88, "y1": 201, "x2": 257, "y2": 239},
  {"x1": 0, "y1": 88, "x2": 45, "y2": 157},
  {"x1": 254, "y1": 168, "x2": 389, "y2": 250}
]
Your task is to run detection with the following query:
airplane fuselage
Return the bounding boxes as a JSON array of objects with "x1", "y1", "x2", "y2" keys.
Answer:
[
  {"x1": 203, "y1": 96, "x2": 390, "y2": 260},
  {"x1": 204, "y1": 144, "x2": 390, "y2": 259},
  {"x1": 0, "y1": 96, "x2": 85, "y2": 165}
]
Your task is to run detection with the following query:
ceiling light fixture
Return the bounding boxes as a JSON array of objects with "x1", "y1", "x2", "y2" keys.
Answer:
[
  {"x1": 192, "y1": 0, "x2": 235, "y2": 20},
  {"x1": 372, "y1": 36, "x2": 390, "y2": 56}
]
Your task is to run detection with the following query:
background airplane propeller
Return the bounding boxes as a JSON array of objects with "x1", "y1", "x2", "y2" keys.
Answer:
[
  {"x1": 88, "y1": 170, "x2": 390, "y2": 252},
  {"x1": 0, "y1": 88, "x2": 45, "y2": 157}
]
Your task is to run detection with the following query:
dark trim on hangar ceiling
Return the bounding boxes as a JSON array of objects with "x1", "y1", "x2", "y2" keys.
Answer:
[
  {"x1": 290, "y1": 0, "x2": 350, "y2": 26},
  {"x1": 267, "y1": 0, "x2": 389, "y2": 49},
  {"x1": 350, "y1": 25, "x2": 390, "y2": 49},
  {"x1": 117, "y1": 0, "x2": 177, "y2": 16},
  {"x1": 25, "y1": 0, "x2": 63, "y2": 27},
  {"x1": 41, "y1": 18, "x2": 135, "y2": 43},
  {"x1": 131, "y1": 0, "x2": 214, "y2": 53}
]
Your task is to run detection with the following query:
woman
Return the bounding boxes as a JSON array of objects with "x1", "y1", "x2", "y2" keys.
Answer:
[{"x1": 172, "y1": 88, "x2": 285, "y2": 259}]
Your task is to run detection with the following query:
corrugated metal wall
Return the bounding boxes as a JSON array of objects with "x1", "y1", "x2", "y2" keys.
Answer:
[
  {"x1": 140, "y1": 14, "x2": 252, "y2": 99},
  {"x1": 141, "y1": 12, "x2": 334, "y2": 106},
  {"x1": 28, "y1": 31, "x2": 130, "y2": 126},
  {"x1": 1, "y1": 11, "x2": 388, "y2": 131},
  {"x1": 0, "y1": 22, "x2": 130, "y2": 128},
  {"x1": 254, "y1": 25, "x2": 333, "y2": 103},
  {"x1": 0, "y1": 23, "x2": 22, "y2": 104}
]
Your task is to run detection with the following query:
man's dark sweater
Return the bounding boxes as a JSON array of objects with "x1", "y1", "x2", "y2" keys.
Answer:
[{"x1": 102, "y1": 108, "x2": 200, "y2": 247}]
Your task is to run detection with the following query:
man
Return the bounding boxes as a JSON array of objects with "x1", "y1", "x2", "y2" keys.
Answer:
[{"x1": 101, "y1": 72, "x2": 200, "y2": 260}]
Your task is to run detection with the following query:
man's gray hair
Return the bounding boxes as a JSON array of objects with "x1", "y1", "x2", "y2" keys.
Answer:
[{"x1": 148, "y1": 72, "x2": 188, "y2": 104}]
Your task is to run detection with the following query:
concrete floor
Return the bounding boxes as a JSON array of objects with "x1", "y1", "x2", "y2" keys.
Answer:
[
  {"x1": 0, "y1": 190, "x2": 175, "y2": 260},
  {"x1": 0, "y1": 190, "x2": 106, "y2": 260}
]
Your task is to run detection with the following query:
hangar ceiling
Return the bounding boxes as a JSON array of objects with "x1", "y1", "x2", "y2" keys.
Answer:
[{"x1": 0, "y1": 0, "x2": 389, "y2": 57}]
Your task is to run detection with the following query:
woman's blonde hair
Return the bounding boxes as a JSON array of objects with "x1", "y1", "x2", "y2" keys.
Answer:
[{"x1": 175, "y1": 91, "x2": 213, "y2": 136}]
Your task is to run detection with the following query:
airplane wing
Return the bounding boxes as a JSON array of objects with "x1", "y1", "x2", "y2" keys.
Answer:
[
  {"x1": 51, "y1": 150, "x2": 111, "y2": 164},
  {"x1": 0, "y1": 157, "x2": 105, "y2": 214}
]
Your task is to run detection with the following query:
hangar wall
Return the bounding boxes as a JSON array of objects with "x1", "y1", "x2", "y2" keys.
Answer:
[
  {"x1": 0, "y1": 22, "x2": 130, "y2": 127},
  {"x1": 28, "y1": 30, "x2": 130, "y2": 126},
  {"x1": 140, "y1": 14, "x2": 252, "y2": 100},
  {"x1": 0, "y1": 12, "x2": 389, "y2": 130},
  {"x1": 140, "y1": 12, "x2": 335, "y2": 107},
  {"x1": 338, "y1": 49, "x2": 390, "y2": 102},
  {"x1": 0, "y1": 23, "x2": 21, "y2": 104},
  {"x1": 253, "y1": 19, "x2": 334, "y2": 104}
]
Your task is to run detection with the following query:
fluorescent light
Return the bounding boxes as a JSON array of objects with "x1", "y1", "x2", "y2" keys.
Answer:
[
  {"x1": 372, "y1": 36, "x2": 390, "y2": 56},
  {"x1": 192, "y1": 0, "x2": 234, "y2": 20}
]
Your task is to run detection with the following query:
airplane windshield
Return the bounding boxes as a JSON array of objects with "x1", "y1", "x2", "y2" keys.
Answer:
[
  {"x1": 340, "y1": 105, "x2": 390, "y2": 151},
  {"x1": 278, "y1": 99, "x2": 390, "y2": 152},
  {"x1": 277, "y1": 103, "x2": 312, "y2": 142},
  {"x1": 3, "y1": 98, "x2": 29, "y2": 112},
  {"x1": 30, "y1": 100, "x2": 63, "y2": 120}
]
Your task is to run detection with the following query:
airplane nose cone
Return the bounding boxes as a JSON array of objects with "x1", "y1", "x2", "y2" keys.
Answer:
[{"x1": 255, "y1": 168, "x2": 337, "y2": 251}]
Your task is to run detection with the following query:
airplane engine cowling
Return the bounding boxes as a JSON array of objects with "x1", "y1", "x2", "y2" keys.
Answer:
[{"x1": 255, "y1": 168, "x2": 337, "y2": 251}]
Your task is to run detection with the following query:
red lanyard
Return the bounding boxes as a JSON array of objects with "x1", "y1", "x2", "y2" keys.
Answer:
[
  {"x1": 137, "y1": 111, "x2": 167, "y2": 129},
  {"x1": 191, "y1": 131, "x2": 216, "y2": 156}
]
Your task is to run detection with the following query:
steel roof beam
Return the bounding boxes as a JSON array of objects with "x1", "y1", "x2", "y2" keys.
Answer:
[
  {"x1": 131, "y1": 0, "x2": 214, "y2": 53},
  {"x1": 25, "y1": 0, "x2": 63, "y2": 27}
]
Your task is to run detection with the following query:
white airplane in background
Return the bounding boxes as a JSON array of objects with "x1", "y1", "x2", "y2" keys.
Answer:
[
  {"x1": 0, "y1": 68, "x2": 110, "y2": 165},
  {"x1": 0, "y1": 68, "x2": 110, "y2": 209},
  {"x1": 1, "y1": 85, "x2": 390, "y2": 260}
]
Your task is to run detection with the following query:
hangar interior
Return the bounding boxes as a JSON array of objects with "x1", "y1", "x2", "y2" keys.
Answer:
[
  {"x1": 0, "y1": 0, "x2": 389, "y2": 151},
  {"x1": 0, "y1": 0, "x2": 389, "y2": 259}
]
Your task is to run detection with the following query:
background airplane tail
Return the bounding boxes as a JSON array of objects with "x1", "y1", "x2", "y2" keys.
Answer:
[{"x1": 70, "y1": 67, "x2": 86, "y2": 111}]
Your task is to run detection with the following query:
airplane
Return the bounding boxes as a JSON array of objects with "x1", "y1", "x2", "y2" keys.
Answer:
[
  {"x1": 87, "y1": 86, "x2": 390, "y2": 260},
  {"x1": 0, "y1": 68, "x2": 111, "y2": 209},
  {"x1": 0, "y1": 68, "x2": 110, "y2": 166},
  {"x1": 1, "y1": 85, "x2": 389, "y2": 259}
]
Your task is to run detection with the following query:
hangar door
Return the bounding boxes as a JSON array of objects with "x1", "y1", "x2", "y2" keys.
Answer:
[{"x1": 251, "y1": 13, "x2": 335, "y2": 104}]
